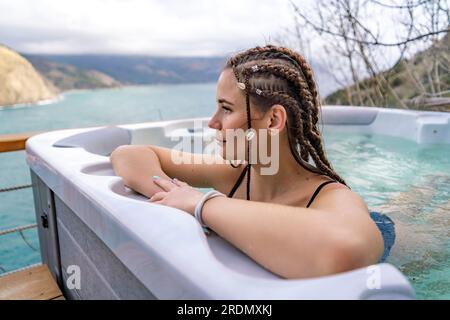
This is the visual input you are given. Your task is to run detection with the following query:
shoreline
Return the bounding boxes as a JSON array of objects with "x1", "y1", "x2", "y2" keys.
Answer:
[
  {"x1": 0, "y1": 82, "x2": 217, "y2": 110},
  {"x1": 61, "y1": 82, "x2": 215, "y2": 95},
  {"x1": 0, "y1": 95, "x2": 65, "y2": 111}
]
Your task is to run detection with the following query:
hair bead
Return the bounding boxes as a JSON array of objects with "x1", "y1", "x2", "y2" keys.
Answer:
[
  {"x1": 237, "y1": 82, "x2": 246, "y2": 90},
  {"x1": 224, "y1": 45, "x2": 348, "y2": 198}
]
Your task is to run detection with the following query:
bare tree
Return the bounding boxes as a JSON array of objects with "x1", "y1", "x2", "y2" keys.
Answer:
[{"x1": 281, "y1": 0, "x2": 450, "y2": 109}]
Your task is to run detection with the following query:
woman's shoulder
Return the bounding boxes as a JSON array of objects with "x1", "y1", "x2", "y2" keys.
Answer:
[
  {"x1": 309, "y1": 176, "x2": 351, "y2": 198},
  {"x1": 307, "y1": 178, "x2": 367, "y2": 213}
]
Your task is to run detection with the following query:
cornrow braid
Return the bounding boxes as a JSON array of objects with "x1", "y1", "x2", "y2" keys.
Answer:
[
  {"x1": 244, "y1": 82, "x2": 344, "y2": 183},
  {"x1": 241, "y1": 62, "x2": 335, "y2": 173},
  {"x1": 229, "y1": 47, "x2": 325, "y2": 153},
  {"x1": 224, "y1": 45, "x2": 348, "y2": 201},
  {"x1": 267, "y1": 46, "x2": 321, "y2": 109},
  {"x1": 228, "y1": 45, "x2": 321, "y2": 113},
  {"x1": 256, "y1": 89, "x2": 346, "y2": 185}
]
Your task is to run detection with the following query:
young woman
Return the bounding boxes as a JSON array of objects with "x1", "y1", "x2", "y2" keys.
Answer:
[{"x1": 110, "y1": 45, "x2": 388, "y2": 279}]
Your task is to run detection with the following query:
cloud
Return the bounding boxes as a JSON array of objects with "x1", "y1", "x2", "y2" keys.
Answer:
[{"x1": 0, "y1": 0, "x2": 297, "y2": 56}]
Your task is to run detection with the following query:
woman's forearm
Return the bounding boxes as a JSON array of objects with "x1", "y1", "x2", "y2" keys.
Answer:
[
  {"x1": 110, "y1": 145, "x2": 170, "y2": 198},
  {"x1": 201, "y1": 197, "x2": 368, "y2": 279},
  {"x1": 111, "y1": 147, "x2": 375, "y2": 278}
]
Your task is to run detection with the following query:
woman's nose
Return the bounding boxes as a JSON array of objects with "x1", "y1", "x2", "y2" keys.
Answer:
[{"x1": 208, "y1": 113, "x2": 221, "y2": 130}]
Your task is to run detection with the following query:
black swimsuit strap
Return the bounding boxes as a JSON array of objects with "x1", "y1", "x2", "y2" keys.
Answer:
[
  {"x1": 306, "y1": 180, "x2": 338, "y2": 208},
  {"x1": 227, "y1": 164, "x2": 250, "y2": 198},
  {"x1": 228, "y1": 172, "x2": 346, "y2": 204}
]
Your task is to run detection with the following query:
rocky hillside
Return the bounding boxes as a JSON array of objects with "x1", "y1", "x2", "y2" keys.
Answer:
[
  {"x1": 25, "y1": 54, "x2": 226, "y2": 85},
  {"x1": 22, "y1": 54, "x2": 338, "y2": 95},
  {"x1": 0, "y1": 45, "x2": 57, "y2": 106},
  {"x1": 1, "y1": 46, "x2": 338, "y2": 107},
  {"x1": 25, "y1": 55, "x2": 121, "y2": 91}
]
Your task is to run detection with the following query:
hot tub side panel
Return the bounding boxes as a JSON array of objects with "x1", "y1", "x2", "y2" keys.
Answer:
[
  {"x1": 31, "y1": 170, "x2": 62, "y2": 287},
  {"x1": 30, "y1": 170, "x2": 156, "y2": 300}
]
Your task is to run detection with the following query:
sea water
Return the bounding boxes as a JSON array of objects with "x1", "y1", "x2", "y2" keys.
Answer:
[{"x1": 0, "y1": 84, "x2": 449, "y2": 299}]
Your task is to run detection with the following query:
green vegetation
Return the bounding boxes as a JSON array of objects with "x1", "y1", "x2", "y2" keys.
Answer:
[{"x1": 325, "y1": 33, "x2": 450, "y2": 112}]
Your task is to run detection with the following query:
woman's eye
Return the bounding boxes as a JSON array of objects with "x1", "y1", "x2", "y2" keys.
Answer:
[{"x1": 222, "y1": 106, "x2": 232, "y2": 113}]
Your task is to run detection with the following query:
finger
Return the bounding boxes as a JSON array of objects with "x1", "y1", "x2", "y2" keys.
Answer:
[
  {"x1": 172, "y1": 178, "x2": 188, "y2": 187},
  {"x1": 149, "y1": 191, "x2": 167, "y2": 202},
  {"x1": 152, "y1": 176, "x2": 176, "y2": 192}
]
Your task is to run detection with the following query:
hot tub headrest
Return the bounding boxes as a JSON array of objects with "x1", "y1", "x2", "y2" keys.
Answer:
[{"x1": 53, "y1": 126, "x2": 131, "y2": 156}]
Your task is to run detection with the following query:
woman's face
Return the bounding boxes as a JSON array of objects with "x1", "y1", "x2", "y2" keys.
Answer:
[
  {"x1": 209, "y1": 68, "x2": 248, "y2": 135},
  {"x1": 208, "y1": 68, "x2": 268, "y2": 161}
]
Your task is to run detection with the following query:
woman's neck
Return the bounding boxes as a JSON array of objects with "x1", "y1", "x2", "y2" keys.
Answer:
[{"x1": 248, "y1": 144, "x2": 319, "y2": 202}]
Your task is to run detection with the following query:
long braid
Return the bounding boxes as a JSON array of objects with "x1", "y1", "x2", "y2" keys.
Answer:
[
  {"x1": 243, "y1": 72, "x2": 252, "y2": 200},
  {"x1": 241, "y1": 62, "x2": 338, "y2": 175},
  {"x1": 241, "y1": 82, "x2": 345, "y2": 184},
  {"x1": 229, "y1": 60, "x2": 253, "y2": 200},
  {"x1": 224, "y1": 45, "x2": 348, "y2": 199},
  {"x1": 269, "y1": 47, "x2": 327, "y2": 162},
  {"x1": 259, "y1": 90, "x2": 346, "y2": 185},
  {"x1": 229, "y1": 49, "x2": 324, "y2": 162},
  {"x1": 229, "y1": 63, "x2": 245, "y2": 169}
]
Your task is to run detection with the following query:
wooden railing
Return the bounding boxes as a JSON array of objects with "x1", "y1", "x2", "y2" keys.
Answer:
[{"x1": 0, "y1": 132, "x2": 41, "y2": 153}]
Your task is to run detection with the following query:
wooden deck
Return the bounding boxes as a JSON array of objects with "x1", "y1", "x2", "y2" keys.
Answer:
[{"x1": 0, "y1": 264, "x2": 64, "y2": 300}]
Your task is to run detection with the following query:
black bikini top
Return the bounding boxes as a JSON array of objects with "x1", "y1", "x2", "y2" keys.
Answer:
[
  {"x1": 305, "y1": 180, "x2": 338, "y2": 208},
  {"x1": 227, "y1": 169, "x2": 345, "y2": 208},
  {"x1": 227, "y1": 164, "x2": 250, "y2": 198}
]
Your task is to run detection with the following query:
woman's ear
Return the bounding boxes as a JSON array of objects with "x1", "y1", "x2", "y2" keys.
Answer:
[{"x1": 267, "y1": 104, "x2": 287, "y2": 131}]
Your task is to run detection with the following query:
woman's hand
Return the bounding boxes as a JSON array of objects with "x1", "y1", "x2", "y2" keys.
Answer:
[{"x1": 148, "y1": 176, "x2": 204, "y2": 216}]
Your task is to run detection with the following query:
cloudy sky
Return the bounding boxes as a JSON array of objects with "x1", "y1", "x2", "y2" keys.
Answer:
[{"x1": 0, "y1": 0, "x2": 301, "y2": 56}]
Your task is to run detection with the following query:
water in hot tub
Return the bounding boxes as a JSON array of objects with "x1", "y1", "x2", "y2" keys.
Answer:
[{"x1": 0, "y1": 84, "x2": 449, "y2": 299}]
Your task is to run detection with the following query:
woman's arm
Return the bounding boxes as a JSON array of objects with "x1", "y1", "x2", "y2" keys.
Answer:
[
  {"x1": 110, "y1": 145, "x2": 241, "y2": 198},
  {"x1": 148, "y1": 177, "x2": 384, "y2": 279},
  {"x1": 200, "y1": 188, "x2": 384, "y2": 279},
  {"x1": 110, "y1": 145, "x2": 170, "y2": 198}
]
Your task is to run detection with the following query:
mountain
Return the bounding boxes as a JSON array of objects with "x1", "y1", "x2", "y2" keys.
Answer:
[
  {"x1": 24, "y1": 55, "x2": 122, "y2": 91},
  {"x1": 0, "y1": 45, "x2": 57, "y2": 106},
  {"x1": 22, "y1": 53, "x2": 338, "y2": 95},
  {"x1": 1, "y1": 46, "x2": 337, "y2": 107},
  {"x1": 24, "y1": 54, "x2": 227, "y2": 85},
  {"x1": 325, "y1": 33, "x2": 450, "y2": 111}
]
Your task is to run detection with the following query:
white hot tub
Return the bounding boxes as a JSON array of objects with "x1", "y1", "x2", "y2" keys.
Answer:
[{"x1": 26, "y1": 106, "x2": 449, "y2": 299}]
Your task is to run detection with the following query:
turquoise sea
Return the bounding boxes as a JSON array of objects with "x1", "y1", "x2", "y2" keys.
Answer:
[{"x1": 0, "y1": 84, "x2": 449, "y2": 299}]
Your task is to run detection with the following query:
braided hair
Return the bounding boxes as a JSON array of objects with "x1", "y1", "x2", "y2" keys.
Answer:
[{"x1": 224, "y1": 45, "x2": 347, "y2": 200}]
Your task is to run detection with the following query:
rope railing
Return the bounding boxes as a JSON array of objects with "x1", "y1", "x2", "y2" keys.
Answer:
[
  {"x1": 0, "y1": 223, "x2": 38, "y2": 237},
  {"x1": 0, "y1": 132, "x2": 42, "y2": 274},
  {"x1": 0, "y1": 224, "x2": 39, "y2": 251},
  {"x1": 0, "y1": 184, "x2": 32, "y2": 193},
  {"x1": 0, "y1": 224, "x2": 39, "y2": 274}
]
